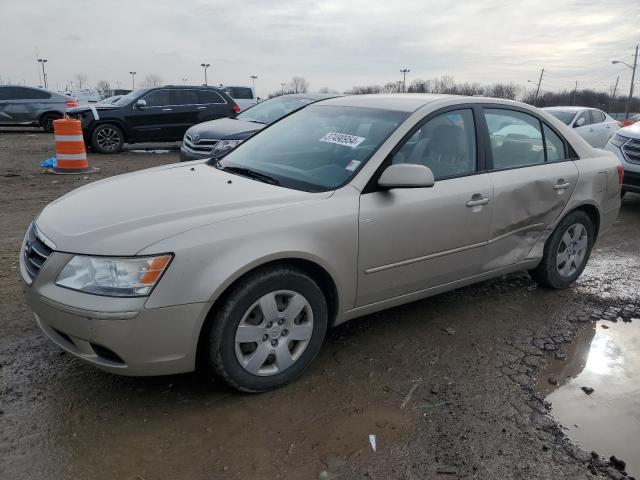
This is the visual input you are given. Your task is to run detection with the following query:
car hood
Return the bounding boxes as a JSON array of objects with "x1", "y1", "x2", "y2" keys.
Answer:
[
  {"x1": 187, "y1": 117, "x2": 265, "y2": 140},
  {"x1": 36, "y1": 162, "x2": 330, "y2": 255},
  {"x1": 67, "y1": 104, "x2": 120, "y2": 113},
  {"x1": 618, "y1": 122, "x2": 640, "y2": 140}
]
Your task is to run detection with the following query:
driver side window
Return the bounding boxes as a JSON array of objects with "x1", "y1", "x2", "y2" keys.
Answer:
[{"x1": 392, "y1": 109, "x2": 476, "y2": 180}]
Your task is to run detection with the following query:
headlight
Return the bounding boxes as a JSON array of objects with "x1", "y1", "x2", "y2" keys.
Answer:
[
  {"x1": 56, "y1": 255, "x2": 172, "y2": 297},
  {"x1": 211, "y1": 139, "x2": 243, "y2": 155},
  {"x1": 610, "y1": 134, "x2": 629, "y2": 148}
]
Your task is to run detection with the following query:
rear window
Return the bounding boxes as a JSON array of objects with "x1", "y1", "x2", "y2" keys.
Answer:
[
  {"x1": 198, "y1": 90, "x2": 226, "y2": 104},
  {"x1": 7, "y1": 87, "x2": 51, "y2": 100},
  {"x1": 225, "y1": 87, "x2": 253, "y2": 99}
]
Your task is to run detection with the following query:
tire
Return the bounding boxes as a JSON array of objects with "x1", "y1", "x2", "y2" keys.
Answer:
[
  {"x1": 40, "y1": 113, "x2": 61, "y2": 133},
  {"x1": 204, "y1": 266, "x2": 328, "y2": 392},
  {"x1": 91, "y1": 124, "x2": 124, "y2": 153},
  {"x1": 621, "y1": 189, "x2": 626, "y2": 199},
  {"x1": 529, "y1": 210, "x2": 595, "y2": 289}
]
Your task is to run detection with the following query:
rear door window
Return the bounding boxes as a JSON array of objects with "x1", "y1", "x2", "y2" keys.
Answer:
[
  {"x1": 542, "y1": 124, "x2": 566, "y2": 162},
  {"x1": 172, "y1": 89, "x2": 199, "y2": 106},
  {"x1": 198, "y1": 90, "x2": 225, "y2": 104},
  {"x1": 484, "y1": 109, "x2": 545, "y2": 169},
  {"x1": 142, "y1": 89, "x2": 171, "y2": 107},
  {"x1": 11, "y1": 87, "x2": 51, "y2": 100},
  {"x1": 590, "y1": 110, "x2": 605, "y2": 124}
]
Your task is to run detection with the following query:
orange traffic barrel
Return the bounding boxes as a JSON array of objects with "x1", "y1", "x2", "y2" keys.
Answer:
[{"x1": 50, "y1": 117, "x2": 96, "y2": 174}]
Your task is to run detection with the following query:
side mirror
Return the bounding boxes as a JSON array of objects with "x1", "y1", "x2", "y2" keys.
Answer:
[
  {"x1": 135, "y1": 99, "x2": 147, "y2": 109},
  {"x1": 378, "y1": 163, "x2": 435, "y2": 189},
  {"x1": 574, "y1": 117, "x2": 585, "y2": 128}
]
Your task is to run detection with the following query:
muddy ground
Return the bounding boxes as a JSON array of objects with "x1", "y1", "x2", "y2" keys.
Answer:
[{"x1": 1, "y1": 129, "x2": 639, "y2": 480}]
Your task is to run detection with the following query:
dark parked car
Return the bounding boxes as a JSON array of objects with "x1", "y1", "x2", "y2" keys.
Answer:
[
  {"x1": 66, "y1": 85, "x2": 239, "y2": 153},
  {"x1": 180, "y1": 93, "x2": 340, "y2": 161},
  {"x1": 0, "y1": 85, "x2": 78, "y2": 132}
]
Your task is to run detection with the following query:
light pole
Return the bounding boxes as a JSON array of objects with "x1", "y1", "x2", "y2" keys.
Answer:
[
  {"x1": 400, "y1": 68, "x2": 410, "y2": 93},
  {"x1": 281, "y1": 82, "x2": 286, "y2": 95},
  {"x1": 613, "y1": 44, "x2": 639, "y2": 119},
  {"x1": 129, "y1": 71, "x2": 136, "y2": 90},
  {"x1": 38, "y1": 59, "x2": 48, "y2": 89},
  {"x1": 250, "y1": 75, "x2": 258, "y2": 96},
  {"x1": 181, "y1": 78, "x2": 188, "y2": 84},
  {"x1": 527, "y1": 68, "x2": 545, "y2": 104},
  {"x1": 200, "y1": 63, "x2": 211, "y2": 86}
]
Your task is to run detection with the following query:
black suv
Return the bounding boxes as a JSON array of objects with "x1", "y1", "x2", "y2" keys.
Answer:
[{"x1": 67, "y1": 86, "x2": 239, "y2": 153}]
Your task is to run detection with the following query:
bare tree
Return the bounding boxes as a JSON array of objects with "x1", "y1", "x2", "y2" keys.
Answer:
[
  {"x1": 142, "y1": 74, "x2": 164, "y2": 87},
  {"x1": 74, "y1": 73, "x2": 88, "y2": 90},
  {"x1": 96, "y1": 80, "x2": 111, "y2": 98},
  {"x1": 318, "y1": 87, "x2": 338, "y2": 94},
  {"x1": 289, "y1": 76, "x2": 309, "y2": 94},
  {"x1": 345, "y1": 85, "x2": 383, "y2": 95}
]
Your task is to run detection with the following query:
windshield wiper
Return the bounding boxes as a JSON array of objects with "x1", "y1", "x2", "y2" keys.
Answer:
[{"x1": 219, "y1": 165, "x2": 279, "y2": 185}]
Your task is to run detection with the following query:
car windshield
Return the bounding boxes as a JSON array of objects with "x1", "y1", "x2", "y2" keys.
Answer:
[
  {"x1": 112, "y1": 89, "x2": 147, "y2": 106},
  {"x1": 545, "y1": 109, "x2": 576, "y2": 125},
  {"x1": 215, "y1": 105, "x2": 408, "y2": 192},
  {"x1": 237, "y1": 96, "x2": 318, "y2": 124}
]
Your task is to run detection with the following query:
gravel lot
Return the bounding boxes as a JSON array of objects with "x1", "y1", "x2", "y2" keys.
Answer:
[{"x1": 1, "y1": 129, "x2": 639, "y2": 480}]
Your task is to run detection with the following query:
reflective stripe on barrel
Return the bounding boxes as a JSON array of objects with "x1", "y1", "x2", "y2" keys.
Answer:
[{"x1": 53, "y1": 117, "x2": 89, "y2": 170}]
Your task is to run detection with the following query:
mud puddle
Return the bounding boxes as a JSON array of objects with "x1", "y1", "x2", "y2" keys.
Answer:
[{"x1": 537, "y1": 317, "x2": 640, "y2": 475}]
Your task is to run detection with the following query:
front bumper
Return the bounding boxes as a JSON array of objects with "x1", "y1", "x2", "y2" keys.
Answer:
[
  {"x1": 179, "y1": 145, "x2": 210, "y2": 162},
  {"x1": 21, "y1": 243, "x2": 211, "y2": 376}
]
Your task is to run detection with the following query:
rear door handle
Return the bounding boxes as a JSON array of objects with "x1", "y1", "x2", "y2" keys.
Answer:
[
  {"x1": 554, "y1": 182, "x2": 571, "y2": 190},
  {"x1": 197, "y1": 106, "x2": 206, "y2": 110},
  {"x1": 162, "y1": 108, "x2": 172, "y2": 111},
  {"x1": 466, "y1": 197, "x2": 490, "y2": 207}
]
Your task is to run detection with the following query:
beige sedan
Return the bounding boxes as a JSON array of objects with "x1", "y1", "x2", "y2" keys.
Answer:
[{"x1": 21, "y1": 94, "x2": 622, "y2": 392}]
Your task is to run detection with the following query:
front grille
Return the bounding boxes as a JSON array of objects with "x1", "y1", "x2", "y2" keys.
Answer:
[
  {"x1": 622, "y1": 138, "x2": 640, "y2": 164},
  {"x1": 183, "y1": 133, "x2": 219, "y2": 154},
  {"x1": 23, "y1": 224, "x2": 54, "y2": 281}
]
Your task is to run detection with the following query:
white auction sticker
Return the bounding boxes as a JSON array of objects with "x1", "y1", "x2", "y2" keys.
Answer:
[
  {"x1": 345, "y1": 160, "x2": 361, "y2": 171},
  {"x1": 319, "y1": 132, "x2": 365, "y2": 149}
]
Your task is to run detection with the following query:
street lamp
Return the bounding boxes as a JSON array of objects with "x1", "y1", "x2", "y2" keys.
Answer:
[
  {"x1": 250, "y1": 75, "x2": 258, "y2": 95},
  {"x1": 129, "y1": 71, "x2": 136, "y2": 90},
  {"x1": 38, "y1": 59, "x2": 48, "y2": 89},
  {"x1": 201, "y1": 63, "x2": 211, "y2": 86},
  {"x1": 612, "y1": 45, "x2": 638, "y2": 119},
  {"x1": 400, "y1": 68, "x2": 410, "y2": 93},
  {"x1": 181, "y1": 78, "x2": 188, "y2": 84},
  {"x1": 281, "y1": 82, "x2": 286, "y2": 95}
]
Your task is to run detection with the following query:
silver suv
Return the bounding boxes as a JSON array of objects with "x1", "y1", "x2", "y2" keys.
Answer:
[
  {"x1": 21, "y1": 95, "x2": 622, "y2": 392},
  {"x1": 605, "y1": 123, "x2": 640, "y2": 195},
  {"x1": 0, "y1": 85, "x2": 77, "y2": 132}
]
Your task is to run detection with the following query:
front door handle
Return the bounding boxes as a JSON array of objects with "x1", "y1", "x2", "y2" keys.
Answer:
[
  {"x1": 466, "y1": 197, "x2": 490, "y2": 207},
  {"x1": 554, "y1": 182, "x2": 572, "y2": 190},
  {"x1": 162, "y1": 108, "x2": 172, "y2": 111},
  {"x1": 197, "y1": 106, "x2": 206, "y2": 110}
]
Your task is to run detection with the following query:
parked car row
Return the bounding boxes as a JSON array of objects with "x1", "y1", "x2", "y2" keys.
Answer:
[
  {"x1": 0, "y1": 85, "x2": 78, "y2": 132},
  {"x1": 22, "y1": 93, "x2": 623, "y2": 392}
]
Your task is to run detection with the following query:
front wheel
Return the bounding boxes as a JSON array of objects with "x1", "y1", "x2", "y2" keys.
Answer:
[
  {"x1": 529, "y1": 210, "x2": 595, "y2": 289},
  {"x1": 91, "y1": 124, "x2": 124, "y2": 153},
  {"x1": 40, "y1": 113, "x2": 61, "y2": 132},
  {"x1": 204, "y1": 266, "x2": 328, "y2": 392}
]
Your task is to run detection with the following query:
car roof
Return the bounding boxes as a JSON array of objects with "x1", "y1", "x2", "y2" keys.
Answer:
[
  {"x1": 315, "y1": 93, "x2": 459, "y2": 112},
  {"x1": 542, "y1": 106, "x2": 588, "y2": 112},
  {"x1": 276, "y1": 93, "x2": 343, "y2": 101}
]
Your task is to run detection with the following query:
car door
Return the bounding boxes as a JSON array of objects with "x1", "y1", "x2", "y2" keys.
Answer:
[
  {"x1": 0, "y1": 86, "x2": 13, "y2": 123},
  {"x1": 482, "y1": 107, "x2": 579, "y2": 270},
  {"x1": 357, "y1": 107, "x2": 493, "y2": 307},
  {"x1": 7, "y1": 86, "x2": 51, "y2": 124},
  {"x1": 573, "y1": 110, "x2": 599, "y2": 147},
  {"x1": 588, "y1": 109, "x2": 608, "y2": 147},
  {"x1": 123, "y1": 89, "x2": 174, "y2": 142},
  {"x1": 169, "y1": 89, "x2": 202, "y2": 139}
]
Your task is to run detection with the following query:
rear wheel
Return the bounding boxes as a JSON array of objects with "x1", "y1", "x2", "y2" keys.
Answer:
[
  {"x1": 204, "y1": 266, "x2": 328, "y2": 392},
  {"x1": 91, "y1": 124, "x2": 124, "y2": 153},
  {"x1": 529, "y1": 210, "x2": 595, "y2": 289},
  {"x1": 40, "y1": 113, "x2": 61, "y2": 133}
]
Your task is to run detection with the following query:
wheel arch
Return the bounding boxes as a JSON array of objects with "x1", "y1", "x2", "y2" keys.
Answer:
[
  {"x1": 90, "y1": 120, "x2": 130, "y2": 143},
  {"x1": 563, "y1": 202, "x2": 601, "y2": 241},
  {"x1": 195, "y1": 257, "x2": 340, "y2": 367},
  {"x1": 39, "y1": 110, "x2": 64, "y2": 122}
]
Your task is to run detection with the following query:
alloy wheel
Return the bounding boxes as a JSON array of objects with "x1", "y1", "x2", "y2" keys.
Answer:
[
  {"x1": 96, "y1": 127, "x2": 121, "y2": 152},
  {"x1": 556, "y1": 223, "x2": 588, "y2": 278},
  {"x1": 234, "y1": 290, "x2": 314, "y2": 376}
]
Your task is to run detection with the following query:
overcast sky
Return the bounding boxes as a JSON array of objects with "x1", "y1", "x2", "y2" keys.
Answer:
[{"x1": 1, "y1": 0, "x2": 638, "y2": 97}]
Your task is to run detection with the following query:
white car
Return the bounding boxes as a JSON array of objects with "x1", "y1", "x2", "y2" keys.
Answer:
[
  {"x1": 66, "y1": 89, "x2": 101, "y2": 105},
  {"x1": 543, "y1": 107, "x2": 620, "y2": 148},
  {"x1": 221, "y1": 85, "x2": 257, "y2": 110},
  {"x1": 605, "y1": 123, "x2": 640, "y2": 196}
]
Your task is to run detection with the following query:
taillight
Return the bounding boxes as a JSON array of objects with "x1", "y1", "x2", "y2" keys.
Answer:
[
  {"x1": 65, "y1": 100, "x2": 79, "y2": 108},
  {"x1": 617, "y1": 165, "x2": 624, "y2": 185},
  {"x1": 231, "y1": 105, "x2": 241, "y2": 112}
]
